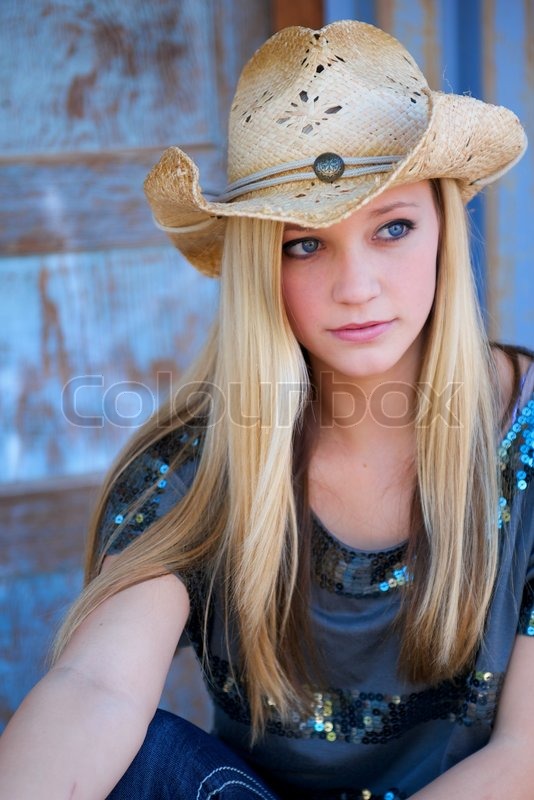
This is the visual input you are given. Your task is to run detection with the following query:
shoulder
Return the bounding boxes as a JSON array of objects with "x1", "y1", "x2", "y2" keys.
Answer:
[
  {"x1": 495, "y1": 346, "x2": 534, "y2": 529},
  {"x1": 98, "y1": 423, "x2": 203, "y2": 556},
  {"x1": 492, "y1": 344, "x2": 534, "y2": 431}
]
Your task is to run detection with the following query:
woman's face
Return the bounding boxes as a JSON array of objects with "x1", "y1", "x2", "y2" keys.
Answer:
[{"x1": 281, "y1": 180, "x2": 440, "y2": 384}]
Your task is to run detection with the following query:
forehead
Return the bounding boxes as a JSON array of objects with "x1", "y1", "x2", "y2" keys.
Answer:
[{"x1": 283, "y1": 180, "x2": 435, "y2": 232}]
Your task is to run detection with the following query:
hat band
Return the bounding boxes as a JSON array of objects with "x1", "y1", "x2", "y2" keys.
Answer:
[
  {"x1": 153, "y1": 153, "x2": 405, "y2": 236},
  {"x1": 216, "y1": 153, "x2": 404, "y2": 202}
]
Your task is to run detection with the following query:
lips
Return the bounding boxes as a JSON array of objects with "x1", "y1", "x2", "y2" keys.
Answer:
[
  {"x1": 328, "y1": 320, "x2": 394, "y2": 342},
  {"x1": 331, "y1": 321, "x2": 389, "y2": 331}
]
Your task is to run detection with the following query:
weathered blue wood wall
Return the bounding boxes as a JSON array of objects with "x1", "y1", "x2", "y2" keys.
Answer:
[
  {"x1": 0, "y1": 0, "x2": 271, "y2": 731},
  {"x1": 2, "y1": 0, "x2": 531, "y2": 735},
  {"x1": 325, "y1": 0, "x2": 533, "y2": 347}
]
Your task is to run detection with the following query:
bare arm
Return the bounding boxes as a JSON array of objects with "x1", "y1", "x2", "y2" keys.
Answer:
[
  {"x1": 0, "y1": 569, "x2": 189, "y2": 800},
  {"x1": 410, "y1": 635, "x2": 534, "y2": 799}
]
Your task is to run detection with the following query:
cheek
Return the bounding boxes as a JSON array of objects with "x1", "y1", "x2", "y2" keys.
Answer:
[
  {"x1": 281, "y1": 271, "x2": 310, "y2": 329},
  {"x1": 407, "y1": 243, "x2": 438, "y2": 311}
]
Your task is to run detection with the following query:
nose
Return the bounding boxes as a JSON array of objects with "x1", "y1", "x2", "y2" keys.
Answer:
[{"x1": 331, "y1": 245, "x2": 381, "y2": 305}]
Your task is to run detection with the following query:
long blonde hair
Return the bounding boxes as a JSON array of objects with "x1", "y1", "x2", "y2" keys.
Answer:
[{"x1": 53, "y1": 178, "x2": 500, "y2": 738}]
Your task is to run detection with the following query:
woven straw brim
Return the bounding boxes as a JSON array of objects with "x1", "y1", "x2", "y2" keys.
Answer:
[{"x1": 145, "y1": 91, "x2": 526, "y2": 277}]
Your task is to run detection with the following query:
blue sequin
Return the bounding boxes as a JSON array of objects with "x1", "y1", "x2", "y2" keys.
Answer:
[
  {"x1": 158, "y1": 478, "x2": 167, "y2": 489},
  {"x1": 379, "y1": 582, "x2": 389, "y2": 592},
  {"x1": 114, "y1": 514, "x2": 124, "y2": 524},
  {"x1": 159, "y1": 463, "x2": 169, "y2": 474},
  {"x1": 497, "y1": 392, "x2": 533, "y2": 531}
]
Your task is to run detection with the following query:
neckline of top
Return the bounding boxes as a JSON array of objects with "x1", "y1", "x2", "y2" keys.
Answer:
[{"x1": 311, "y1": 511, "x2": 408, "y2": 559}]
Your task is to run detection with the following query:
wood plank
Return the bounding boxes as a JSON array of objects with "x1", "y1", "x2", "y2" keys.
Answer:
[
  {"x1": 0, "y1": 477, "x2": 100, "y2": 579},
  {"x1": 376, "y1": 0, "x2": 441, "y2": 91},
  {"x1": 1, "y1": 0, "x2": 220, "y2": 155},
  {"x1": 0, "y1": 569, "x2": 84, "y2": 729},
  {"x1": 0, "y1": 148, "x2": 224, "y2": 255},
  {"x1": 0, "y1": 0, "x2": 272, "y2": 257},
  {"x1": 483, "y1": 0, "x2": 533, "y2": 346},
  {"x1": 0, "y1": 567, "x2": 213, "y2": 732},
  {"x1": 213, "y1": 0, "x2": 273, "y2": 139},
  {"x1": 272, "y1": 0, "x2": 324, "y2": 31},
  {"x1": 0, "y1": 247, "x2": 219, "y2": 484},
  {"x1": 1, "y1": 0, "x2": 272, "y2": 158}
]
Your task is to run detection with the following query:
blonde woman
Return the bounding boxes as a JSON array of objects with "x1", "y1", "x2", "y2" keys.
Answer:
[{"x1": 1, "y1": 20, "x2": 533, "y2": 800}]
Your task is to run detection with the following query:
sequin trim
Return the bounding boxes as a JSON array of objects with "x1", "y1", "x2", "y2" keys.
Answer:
[
  {"x1": 312, "y1": 516, "x2": 409, "y2": 598},
  {"x1": 496, "y1": 395, "x2": 534, "y2": 635},
  {"x1": 103, "y1": 425, "x2": 203, "y2": 554},
  {"x1": 209, "y1": 655, "x2": 503, "y2": 744},
  {"x1": 304, "y1": 788, "x2": 406, "y2": 800},
  {"x1": 519, "y1": 606, "x2": 534, "y2": 636},
  {"x1": 497, "y1": 398, "x2": 533, "y2": 529}
]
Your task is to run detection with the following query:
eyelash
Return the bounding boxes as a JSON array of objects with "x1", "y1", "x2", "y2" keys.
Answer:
[
  {"x1": 375, "y1": 218, "x2": 415, "y2": 241},
  {"x1": 282, "y1": 219, "x2": 416, "y2": 258},
  {"x1": 282, "y1": 237, "x2": 321, "y2": 258}
]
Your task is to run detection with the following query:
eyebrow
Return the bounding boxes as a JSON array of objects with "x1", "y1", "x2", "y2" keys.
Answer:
[
  {"x1": 367, "y1": 201, "x2": 419, "y2": 217},
  {"x1": 283, "y1": 202, "x2": 420, "y2": 234}
]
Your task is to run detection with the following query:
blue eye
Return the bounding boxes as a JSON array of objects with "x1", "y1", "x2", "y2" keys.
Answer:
[
  {"x1": 387, "y1": 222, "x2": 406, "y2": 237},
  {"x1": 282, "y1": 237, "x2": 320, "y2": 257},
  {"x1": 376, "y1": 219, "x2": 414, "y2": 241}
]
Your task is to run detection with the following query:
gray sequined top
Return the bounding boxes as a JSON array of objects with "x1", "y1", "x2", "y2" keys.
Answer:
[{"x1": 102, "y1": 361, "x2": 534, "y2": 800}]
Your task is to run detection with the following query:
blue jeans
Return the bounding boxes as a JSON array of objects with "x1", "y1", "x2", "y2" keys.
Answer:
[{"x1": 107, "y1": 709, "x2": 281, "y2": 799}]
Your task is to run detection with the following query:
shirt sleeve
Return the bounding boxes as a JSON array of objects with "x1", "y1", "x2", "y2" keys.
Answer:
[
  {"x1": 97, "y1": 429, "x2": 201, "y2": 556},
  {"x1": 501, "y1": 364, "x2": 534, "y2": 636},
  {"x1": 517, "y1": 475, "x2": 534, "y2": 636},
  {"x1": 95, "y1": 429, "x2": 204, "y2": 649}
]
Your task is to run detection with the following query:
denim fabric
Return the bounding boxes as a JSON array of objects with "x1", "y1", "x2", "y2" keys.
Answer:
[{"x1": 107, "y1": 710, "x2": 281, "y2": 799}]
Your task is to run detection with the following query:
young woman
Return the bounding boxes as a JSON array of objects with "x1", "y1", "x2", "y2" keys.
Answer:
[{"x1": 0, "y1": 20, "x2": 532, "y2": 800}]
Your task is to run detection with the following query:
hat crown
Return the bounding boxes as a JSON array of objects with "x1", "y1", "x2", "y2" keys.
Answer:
[
  {"x1": 227, "y1": 21, "x2": 431, "y2": 183},
  {"x1": 144, "y1": 19, "x2": 527, "y2": 275}
]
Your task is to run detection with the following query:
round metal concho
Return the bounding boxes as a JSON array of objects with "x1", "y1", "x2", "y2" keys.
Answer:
[{"x1": 313, "y1": 152, "x2": 345, "y2": 183}]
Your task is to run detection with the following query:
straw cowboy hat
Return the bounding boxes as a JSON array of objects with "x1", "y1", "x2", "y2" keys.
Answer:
[{"x1": 144, "y1": 20, "x2": 527, "y2": 277}]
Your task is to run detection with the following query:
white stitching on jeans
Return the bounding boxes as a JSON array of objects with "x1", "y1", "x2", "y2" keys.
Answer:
[
  {"x1": 196, "y1": 766, "x2": 275, "y2": 800},
  {"x1": 205, "y1": 779, "x2": 273, "y2": 799}
]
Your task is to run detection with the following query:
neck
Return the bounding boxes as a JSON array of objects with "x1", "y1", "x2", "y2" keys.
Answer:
[{"x1": 309, "y1": 345, "x2": 423, "y2": 452}]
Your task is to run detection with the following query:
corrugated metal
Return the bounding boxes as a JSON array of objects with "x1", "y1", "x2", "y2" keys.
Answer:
[{"x1": 325, "y1": 0, "x2": 533, "y2": 348}]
